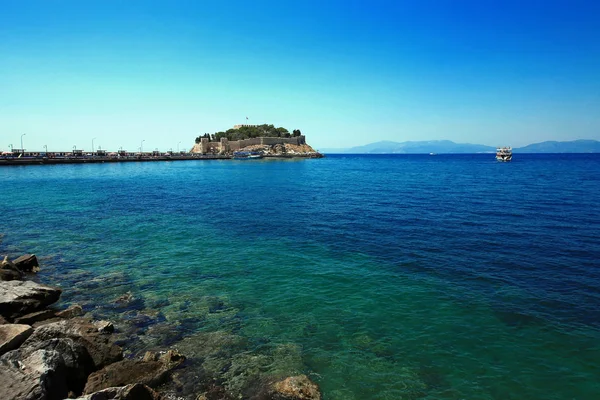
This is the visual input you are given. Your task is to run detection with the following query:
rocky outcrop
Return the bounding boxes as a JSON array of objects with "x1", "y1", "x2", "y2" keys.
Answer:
[
  {"x1": 0, "y1": 346, "x2": 69, "y2": 400},
  {"x1": 73, "y1": 383, "x2": 162, "y2": 400},
  {"x1": 23, "y1": 318, "x2": 122, "y2": 370},
  {"x1": 271, "y1": 375, "x2": 321, "y2": 400},
  {"x1": 14, "y1": 309, "x2": 58, "y2": 325},
  {"x1": 1, "y1": 256, "x2": 24, "y2": 281},
  {"x1": 12, "y1": 255, "x2": 40, "y2": 273},
  {"x1": 0, "y1": 280, "x2": 62, "y2": 320},
  {"x1": 83, "y1": 350, "x2": 185, "y2": 394},
  {"x1": 0, "y1": 324, "x2": 33, "y2": 356}
]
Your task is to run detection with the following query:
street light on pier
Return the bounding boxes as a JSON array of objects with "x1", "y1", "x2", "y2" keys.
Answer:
[
  {"x1": 21, "y1": 134, "x2": 26, "y2": 155},
  {"x1": 43, "y1": 145, "x2": 48, "y2": 153},
  {"x1": 141, "y1": 140, "x2": 145, "y2": 153},
  {"x1": 177, "y1": 141, "x2": 181, "y2": 152},
  {"x1": 92, "y1": 137, "x2": 97, "y2": 155},
  {"x1": 9, "y1": 144, "x2": 13, "y2": 152}
]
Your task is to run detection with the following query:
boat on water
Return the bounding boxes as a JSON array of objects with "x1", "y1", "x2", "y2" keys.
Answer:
[
  {"x1": 496, "y1": 147, "x2": 512, "y2": 162},
  {"x1": 233, "y1": 151, "x2": 262, "y2": 160}
]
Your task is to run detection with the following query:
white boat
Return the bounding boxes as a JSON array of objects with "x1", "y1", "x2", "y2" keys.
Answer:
[{"x1": 496, "y1": 147, "x2": 512, "y2": 162}]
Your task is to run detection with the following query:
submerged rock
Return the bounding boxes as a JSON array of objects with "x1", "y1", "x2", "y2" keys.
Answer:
[
  {"x1": 12, "y1": 254, "x2": 40, "y2": 273},
  {"x1": 83, "y1": 350, "x2": 185, "y2": 394},
  {"x1": 0, "y1": 324, "x2": 33, "y2": 356},
  {"x1": 0, "y1": 280, "x2": 62, "y2": 320},
  {"x1": 271, "y1": 375, "x2": 321, "y2": 400}
]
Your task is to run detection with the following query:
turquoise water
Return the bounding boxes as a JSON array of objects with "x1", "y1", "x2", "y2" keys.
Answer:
[{"x1": 1, "y1": 155, "x2": 599, "y2": 399}]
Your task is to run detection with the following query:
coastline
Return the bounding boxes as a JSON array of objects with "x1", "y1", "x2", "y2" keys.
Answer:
[
  {"x1": 0, "y1": 251, "x2": 322, "y2": 400},
  {"x1": 0, "y1": 153, "x2": 323, "y2": 167}
]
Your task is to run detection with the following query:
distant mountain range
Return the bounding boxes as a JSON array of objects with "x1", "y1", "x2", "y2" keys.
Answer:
[{"x1": 321, "y1": 140, "x2": 600, "y2": 154}]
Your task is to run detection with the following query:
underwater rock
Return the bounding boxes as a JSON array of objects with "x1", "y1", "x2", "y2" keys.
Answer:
[
  {"x1": 271, "y1": 375, "x2": 321, "y2": 400},
  {"x1": 12, "y1": 254, "x2": 40, "y2": 273},
  {"x1": 0, "y1": 280, "x2": 62, "y2": 320},
  {"x1": 83, "y1": 350, "x2": 185, "y2": 394},
  {"x1": 0, "y1": 324, "x2": 33, "y2": 356}
]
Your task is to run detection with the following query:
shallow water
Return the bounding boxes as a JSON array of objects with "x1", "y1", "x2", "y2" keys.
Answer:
[{"x1": 1, "y1": 154, "x2": 599, "y2": 399}]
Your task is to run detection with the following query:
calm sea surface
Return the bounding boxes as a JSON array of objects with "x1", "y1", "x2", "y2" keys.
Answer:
[{"x1": 1, "y1": 154, "x2": 599, "y2": 399}]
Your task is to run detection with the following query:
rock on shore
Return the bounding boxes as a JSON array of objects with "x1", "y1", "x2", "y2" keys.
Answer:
[{"x1": 0, "y1": 280, "x2": 62, "y2": 320}]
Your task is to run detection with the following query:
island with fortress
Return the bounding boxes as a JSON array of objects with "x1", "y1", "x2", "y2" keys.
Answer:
[{"x1": 0, "y1": 124, "x2": 322, "y2": 166}]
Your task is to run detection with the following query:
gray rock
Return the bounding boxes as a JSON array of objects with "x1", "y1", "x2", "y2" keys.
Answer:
[
  {"x1": 0, "y1": 324, "x2": 33, "y2": 356},
  {"x1": 3, "y1": 337, "x2": 95, "y2": 395},
  {"x1": 0, "y1": 269, "x2": 23, "y2": 281},
  {"x1": 1, "y1": 256, "x2": 24, "y2": 280},
  {"x1": 22, "y1": 318, "x2": 122, "y2": 370},
  {"x1": 93, "y1": 320, "x2": 114, "y2": 333},
  {"x1": 55, "y1": 304, "x2": 84, "y2": 319},
  {"x1": 72, "y1": 383, "x2": 162, "y2": 400},
  {"x1": 14, "y1": 309, "x2": 57, "y2": 325},
  {"x1": 0, "y1": 280, "x2": 62, "y2": 320},
  {"x1": 12, "y1": 254, "x2": 40, "y2": 273},
  {"x1": 0, "y1": 348, "x2": 68, "y2": 400}
]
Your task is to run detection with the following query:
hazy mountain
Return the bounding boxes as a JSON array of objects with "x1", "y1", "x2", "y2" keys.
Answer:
[
  {"x1": 322, "y1": 140, "x2": 495, "y2": 154},
  {"x1": 512, "y1": 140, "x2": 600, "y2": 153},
  {"x1": 322, "y1": 139, "x2": 600, "y2": 154}
]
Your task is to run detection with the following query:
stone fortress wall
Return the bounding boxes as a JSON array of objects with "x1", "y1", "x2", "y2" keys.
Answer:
[{"x1": 195, "y1": 136, "x2": 306, "y2": 154}]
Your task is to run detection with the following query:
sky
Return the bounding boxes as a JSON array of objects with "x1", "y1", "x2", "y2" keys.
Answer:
[{"x1": 1, "y1": 0, "x2": 599, "y2": 151}]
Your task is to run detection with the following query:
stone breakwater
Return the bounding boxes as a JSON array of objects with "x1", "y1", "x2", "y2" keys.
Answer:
[{"x1": 0, "y1": 254, "x2": 321, "y2": 400}]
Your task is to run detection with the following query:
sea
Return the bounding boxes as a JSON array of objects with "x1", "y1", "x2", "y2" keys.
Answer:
[{"x1": 1, "y1": 154, "x2": 599, "y2": 400}]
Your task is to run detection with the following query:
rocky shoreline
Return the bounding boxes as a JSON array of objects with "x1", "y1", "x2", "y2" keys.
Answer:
[{"x1": 1, "y1": 254, "x2": 321, "y2": 400}]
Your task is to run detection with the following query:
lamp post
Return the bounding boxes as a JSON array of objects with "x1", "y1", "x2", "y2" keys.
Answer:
[
  {"x1": 9, "y1": 144, "x2": 13, "y2": 152},
  {"x1": 92, "y1": 137, "x2": 96, "y2": 156},
  {"x1": 177, "y1": 141, "x2": 181, "y2": 152},
  {"x1": 141, "y1": 140, "x2": 145, "y2": 153},
  {"x1": 43, "y1": 145, "x2": 48, "y2": 153},
  {"x1": 21, "y1": 134, "x2": 26, "y2": 155}
]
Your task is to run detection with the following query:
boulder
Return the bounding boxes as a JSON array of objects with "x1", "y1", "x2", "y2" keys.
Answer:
[
  {"x1": 72, "y1": 383, "x2": 162, "y2": 400},
  {"x1": 0, "y1": 280, "x2": 62, "y2": 320},
  {"x1": 12, "y1": 254, "x2": 40, "y2": 273},
  {"x1": 0, "y1": 269, "x2": 22, "y2": 281},
  {"x1": 93, "y1": 320, "x2": 114, "y2": 333},
  {"x1": 14, "y1": 309, "x2": 57, "y2": 325},
  {"x1": 2, "y1": 337, "x2": 96, "y2": 395},
  {"x1": 1, "y1": 256, "x2": 24, "y2": 280},
  {"x1": 22, "y1": 318, "x2": 122, "y2": 370},
  {"x1": 0, "y1": 324, "x2": 33, "y2": 355},
  {"x1": 55, "y1": 304, "x2": 84, "y2": 319},
  {"x1": 271, "y1": 375, "x2": 321, "y2": 400},
  {"x1": 83, "y1": 350, "x2": 185, "y2": 394},
  {"x1": 0, "y1": 348, "x2": 68, "y2": 400}
]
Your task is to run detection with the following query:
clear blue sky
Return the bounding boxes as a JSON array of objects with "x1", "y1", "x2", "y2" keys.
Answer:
[{"x1": 1, "y1": 0, "x2": 599, "y2": 151}]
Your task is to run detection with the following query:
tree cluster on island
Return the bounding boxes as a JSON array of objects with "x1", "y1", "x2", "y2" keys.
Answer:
[{"x1": 195, "y1": 124, "x2": 302, "y2": 143}]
